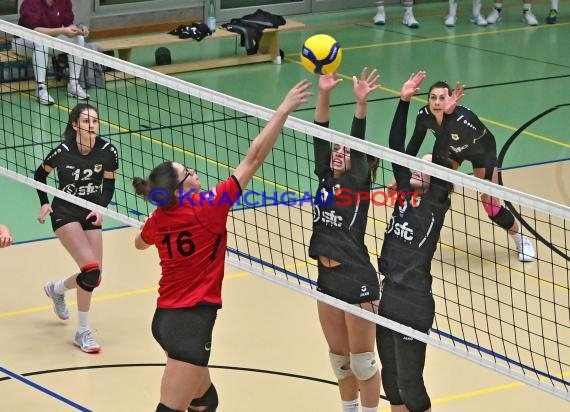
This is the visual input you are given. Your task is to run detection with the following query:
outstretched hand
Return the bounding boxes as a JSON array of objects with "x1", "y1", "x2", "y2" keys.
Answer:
[
  {"x1": 353, "y1": 67, "x2": 380, "y2": 103},
  {"x1": 277, "y1": 79, "x2": 312, "y2": 114},
  {"x1": 318, "y1": 73, "x2": 343, "y2": 94},
  {"x1": 401, "y1": 71, "x2": 427, "y2": 102},
  {"x1": 444, "y1": 81, "x2": 464, "y2": 114}
]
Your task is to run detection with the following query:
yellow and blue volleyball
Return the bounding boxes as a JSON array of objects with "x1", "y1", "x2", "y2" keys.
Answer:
[{"x1": 300, "y1": 34, "x2": 343, "y2": 75}]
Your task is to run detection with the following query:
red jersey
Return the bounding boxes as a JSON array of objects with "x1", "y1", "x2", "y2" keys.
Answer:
[
  {"x1": 18, "y1": 0, "x2": 74, "y2": 30},
  {"x1": 141, "y1": 176, "x2": 241, "y2": 309}
]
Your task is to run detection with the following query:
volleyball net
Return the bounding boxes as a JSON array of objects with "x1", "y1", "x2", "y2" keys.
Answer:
[{"x1": 1, "y1": 20, "x2": 569, "y2": 401}]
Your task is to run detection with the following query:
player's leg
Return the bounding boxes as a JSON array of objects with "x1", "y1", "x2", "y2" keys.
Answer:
[
  {"x1": 53, "y1": 221, "x2": 103, "y2": 352},
  {"x1": 346, "y1": 300, "x2": 380, "y2": 410},
  {"x1": 471, "y1": 0, "x2": 488, "y2": 25},
  {"x1": 373, "y1": 0, "x2": 387, "y2": 25},
  {"x1": 474, "y1": 165, "x2": 535, "y2": 261},
  {"x1": 54, "y1": 33, "x2": 90, "y2": 99},
  {"x1": 392, "y1": 287, "x2": 434, "y2": 412},
  {"x1": 402, "y1": 0, "x2": 419, "y2": 28},
  {"x1": 546, "y1": 0, "x2": 559, "y2": 23},
  {"x1": 188, "y1": 371, "x2": 217, "y2": 411},
  {"x1": 445, "y1": 0, "x2": 458, "y2": 27},
  {"x1": 153, "y1": 306, "x2": 219, "y2": 411},
  {"x1": 522, "y1": 0, "x2": 538, "y2": 25},
  {"x1": 318, "y1": 300, "x2": 359, "y2": 410},
  {"x1": 159, "y1": 359, "x2": 209, "y2": 411},
  {"x1": 377, "y1": 312, "x2": 403, "y2": 410}
]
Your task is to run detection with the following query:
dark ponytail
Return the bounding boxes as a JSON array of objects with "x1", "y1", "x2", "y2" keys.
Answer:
[
  {"x1": 132, "y1": 161, "x2": 179, "y2": 208},
  {"x1": 132, "y1": 177, "x2": 151, "y2": 198},
  {"x1": 368, "y1": 155, "x2": 379, "y2": 183}
]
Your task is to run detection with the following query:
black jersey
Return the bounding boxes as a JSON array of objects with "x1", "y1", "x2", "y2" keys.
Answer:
[
  {"x1": 407, "y1": 105, "x2": 496, "y2": 165},
  {"x1": 308, "y1": 117, "x2": 372, "y2": 266},
  {"x1": 43, "y1": 137, "x2": 119, "y2": 216},
  {"x1": 380, "y1": 100, "x2": 452, "y2": 293},
  {"x1": 379, "y1": 193, "x2": 450, "y2": 292}
]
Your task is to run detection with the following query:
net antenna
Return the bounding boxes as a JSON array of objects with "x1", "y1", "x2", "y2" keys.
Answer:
[{"x1": 1, "y1": 19, "x2": 569, "y2": 401}]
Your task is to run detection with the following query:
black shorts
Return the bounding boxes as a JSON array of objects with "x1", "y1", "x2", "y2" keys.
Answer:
[
  {"x1": 449, "y1": 135, "x2": 497, "y2": 181},
  {"x1": 50, "y1": 210, "x2": 101, "y2": 232},
  {"x1": 151, "y1": 305, "x2": 218, "y2": 366},
  {"x1": 317, "y1": 260, "x2": 380, "y2": 304}
]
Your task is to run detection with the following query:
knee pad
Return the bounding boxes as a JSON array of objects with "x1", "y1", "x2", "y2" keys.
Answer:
[
  {"x1": 399, "y1": 379, "x2": 431, "y2": 412},
  {"x1": 329, "y1": 352, "x2": 353, "y2": 381},
  {"x1": 76, "y1": 263, "x2": 101, "y2": 292},
  {"x1": 349, "y1": 352, "x2": 378, "y2": 381},
  {"x1": 488, "y1": 206, "x2": 515, "y2": 230},
  {"x1": 156, "y1": 403, "x2": 183, "y2": 412},
  {"x1": 189, "y1": 384, "x2": 218, "y2": 411},
  {"x1": 482, "y1": 199, "x2": 501, "y2": 217}
]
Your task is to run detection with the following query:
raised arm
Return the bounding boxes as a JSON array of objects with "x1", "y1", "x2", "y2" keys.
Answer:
[
  {"x1": 405, "y1": 113, "x2": 428, "y2": 157},
  {"x1": 233, "y1": 80, "x2": 312, "y2": 190},
  {"x1": 390, "y1": 71, "x2": 426, "y2": 190},
  {"x1": 350, "y1": 67, "x2": 380, "y2": 181},
  {"x1": 313, "y1": 74, "x2": 342, "y2": 176}
]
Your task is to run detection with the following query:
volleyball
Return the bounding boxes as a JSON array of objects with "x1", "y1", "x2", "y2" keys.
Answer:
[{"x1": 300, "y1": 34, "x2": 343, "y2": 75}]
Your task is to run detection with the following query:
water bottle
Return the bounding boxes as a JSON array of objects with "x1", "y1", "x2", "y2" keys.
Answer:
[{"x1": 206, "y1": 0, "x2": 216, "y2": 33}]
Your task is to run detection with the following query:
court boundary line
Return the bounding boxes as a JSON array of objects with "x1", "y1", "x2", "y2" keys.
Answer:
[{"x1": 0, "y1": 366, "x2": 91, "y2": 411}]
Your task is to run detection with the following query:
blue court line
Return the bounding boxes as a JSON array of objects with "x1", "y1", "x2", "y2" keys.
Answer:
[
  {"x1": 0, "y1": 366, "x2": 92, "y2": 411},
  {"x1": 432, "y1": 330, "x2": 570, "y2": 387}
]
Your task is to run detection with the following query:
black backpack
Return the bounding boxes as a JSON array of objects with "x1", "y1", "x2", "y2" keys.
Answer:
[{"x1": 155, "y1": 47, "x2": 172, "y2": 66}]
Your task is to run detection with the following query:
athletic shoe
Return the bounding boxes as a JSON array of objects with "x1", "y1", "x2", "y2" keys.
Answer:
[
  {"x1": 522, "y1": 11, "x2": 538, "y2": 26},
  {"x1": 74, "y1": 330, "x2": 101, "y2": 353},
  {"x1": 515, "y1": 234, "x2": 536, "y2": 262},
  {"x1": 471, "y1": 14, "x2": 488, "y2": 26},
  {"x1": 486, "y1": 8, "x2": 502, "y2": 24},
  {"x1": 373, "y1": 7, "x2": 386, "y2": 25},
  {"x1": 402, "y1": 10, "x2": 420, "y2": 28},
  {"x1": 546, "y1": 9, "x2": 558, "y2": 24},
  {"x1": 444, "y1": 14, "x2": 457, "y2": 27},
  {"x1": 43, "y1": 281, "x2": 69, "y2": 320},
  {"x1": 36, "y1": 85, "x2": 54, "y2": 105},
  {"x1": 67, "y1": 80, "x2": 90, "y2": 100}
]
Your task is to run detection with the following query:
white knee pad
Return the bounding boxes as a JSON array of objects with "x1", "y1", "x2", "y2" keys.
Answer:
[
  {"x1": 350, "y1": 352, "x2": 378, "y2": 381},
  {"x1": 329, "y1": 352, "x2": 353, "y2": 381}
]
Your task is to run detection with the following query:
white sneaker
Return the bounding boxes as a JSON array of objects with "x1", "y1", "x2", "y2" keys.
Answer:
[
  {"x1": 74, "y1": 330, "x2": 101, "y2": 353},
  {"x1": 402, "y1": 11, "x2": 419, "y2": 28},
  {"x1": 67, "y1": 80, "x2": 90, "y2": 100},
  {"x1": 43, "y1": 281, "x2": 69, "y2": 320},
  {"x1": 522, "y1": 11, "x2": 538, "y2": 26},
  {"x1": 36, "y1": 84, "x2": 54, "y2": 105},
  {"x1": 486, "y1": 8, "x2": 502, "y2": 24},
  {"x1": 444, "y1": 14, "x2": 457, "y2": 27},
  {"x1": 373, "y1": 7, "x2": 386, "y2": 25},
  {"x1": 514, "y1": 234, "x2": 536, "y2": 262},
  {"x1": 471, "y1": 14, "x2": 488, "y2": 26}
]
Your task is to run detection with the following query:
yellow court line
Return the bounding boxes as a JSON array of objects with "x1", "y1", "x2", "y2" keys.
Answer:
[{"x1": 0, "y1": 270, "x2": 251, "y2": 319}]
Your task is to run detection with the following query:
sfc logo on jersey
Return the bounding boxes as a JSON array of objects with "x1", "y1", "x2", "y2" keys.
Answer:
[{"x1": 94, "y1": 164, "x2": 103, "y2": 173}]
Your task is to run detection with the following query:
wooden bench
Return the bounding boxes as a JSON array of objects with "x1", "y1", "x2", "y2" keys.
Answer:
[
  {"x1": 0, "y1": 19, "x2": 305, "y2": 92},
  {"x1": 93, "y1": 19, "x2": 306, "y2": 74}
]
